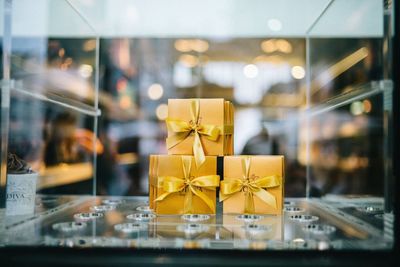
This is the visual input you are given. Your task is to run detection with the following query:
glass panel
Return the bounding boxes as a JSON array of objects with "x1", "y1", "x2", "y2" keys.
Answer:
[
  {"x1": 305, "y1": 0, "x2": 394, "y2": 250},
  {"x1": 309, "y1": 38, "x2": 383, "y2": 106},
  {"x1": 96, "y1": 38, "x2": 306, "y2": 197},
  {"x1": 307, "y1": 94, "x2": 384, "y2": 196},
  {"x1": 2, "y1": 0, "x2": 98, "y2": 109},
  {"x1": 0, "y1": 0, "x2": 395, "y2": 254},
  {"x1": 1, "y1": 0, "x2": 98, "y2": 225},
  {"x1": 9, "y1": 96, "x2": 97, "y2": 195}
]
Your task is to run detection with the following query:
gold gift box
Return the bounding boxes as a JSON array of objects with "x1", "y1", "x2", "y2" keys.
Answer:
[
  {"x1": 221, "y1": 156, "x2": 284, "y2": 215},
  {"x1": 149, "y1": 155, "x2": 219, "y2": 215},
  {"x1": 166, "y1": 99, "x2": 234, "y2": 158}
]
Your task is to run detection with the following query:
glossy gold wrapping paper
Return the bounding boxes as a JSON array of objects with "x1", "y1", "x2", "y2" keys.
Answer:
[
  {"x1": 166, "y1": 99, "x2": 234, "y2": 160},
  {"x1": 222, "y1": 156, "x2": 284, "y2": 215},
  {"x1": 149, "y1": 155, "x2": 218, "y2": 215}
]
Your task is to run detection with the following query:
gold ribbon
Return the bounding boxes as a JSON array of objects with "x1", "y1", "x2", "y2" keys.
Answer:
[
  {"x1": 166, "y1": 99, "x2": 231, "y2": 167},
  {"x1": 219, "y1": 157, "x2": 281, "y2": 214},
  {"x1": 155, "y1": 156, "x2": 220, "y2": 214}
]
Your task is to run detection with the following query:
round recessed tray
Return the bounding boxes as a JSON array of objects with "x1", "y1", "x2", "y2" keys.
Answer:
[
  {"x1": 243, "y1": 224, "x2": 271, "y2": 234},
  {"x1": 236, "y1": 214, "x2": 264, "y2": 223},
  {"x1": 102, "y1": 199, "x2": 123, "y2": 206},
  {"x1": 176, "y1": 223, "x2": 209, "y2": 235},
  {"x1": 136, "y1": 206, "x2": 153, "y2": 212},
  {"x1": 284, "y1": 201, "x2": 296, "y2": 206},
  {"x1": 302, "y1": 224, "x2": 336, "y2": 235},
  {"x1": 289, "y1": 214, "x2": 319, "y2": 223},
  {"x1": 181, "y1": 214, "x2": 210, "y2": 222},
  {"x1": 283, "y1": 206, "x2": 305, "y2": 213},
  {"x1": 74, "y1": 212, "x2": 103, "y2": 221},
  {"x1": 114, "y1": 223, "x2": 146, "y2": 233},
  {"x1": 52, "y1": 221, "x2": 87, "y2": 232},
  {"x1": 126, "y1": 213, "x2": 156, "y2": 221},
  {"x1": 356, "y1": 206, "x2": 383, "y2": 214},
  {"x1": 90, "y1": 205, "x2": 116, "y2": 212}
]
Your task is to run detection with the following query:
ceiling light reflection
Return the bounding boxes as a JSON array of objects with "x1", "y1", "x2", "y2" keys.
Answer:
[
  {"x1": 276, "y1": 39, "x2": 292, "y2": 53},
  {"x1": 175, "y1": 39, "x2": 209, "y2": 53},
  {"x1": 78, "y1": 64, "x2": 93, "y2": 78},
  {"x1": 191, "y1": 39, "x2": 209, "y2": 53},
  {"x1": 243, "y1": 64, "x2": 258, "y2": 78},
  {"x1": 147, "y1": 83, "x2": 164, "y2": 100},
  {"x1": 83, "y1": 39, "x2": 97, "y2": 52},
  {"x1": 179, "y1": 54, "x2": 199, "y2": 68},
  {"x1": 291, "y1": 66, "x2": 305, "y2": 79},
  {"x1": 363, "y1": 100, "x2": 372, "y2": 113},
  {"x1": 156, "y1": 104, "x2": 168, "y2": 120},
  {"x1": 350, "y1": 101, "x2": 364, "y2": 115},
  {"x1": 174, "y1": 40, "x2": 192, "y2": 52},
  {"x1": 268, "y1": 18, "x2": 282, "y2": 31},
  {"x1": 261, "y1": 39, "x2": 276, "y2": 53}
]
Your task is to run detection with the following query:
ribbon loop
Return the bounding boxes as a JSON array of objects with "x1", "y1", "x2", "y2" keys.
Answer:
[
  {"x1": 166, "y1": 99, "x2": 225, "y2": 167},
  {"x1": 219, "y1": 157, "x2": 281, "y2": 213}
]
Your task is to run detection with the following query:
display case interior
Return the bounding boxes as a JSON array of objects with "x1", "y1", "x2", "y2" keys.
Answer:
[{"x1": 0, "y1": 0, "x2": 396, "y2": 258}]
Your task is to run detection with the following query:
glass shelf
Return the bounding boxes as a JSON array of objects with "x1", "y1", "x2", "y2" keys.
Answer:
[
  {"x1": 9, "y1": 81, "x2": 101, "y2": 117},
  {"x1": 305, "y1": 80, "x2": 392, "y2": 117},
  {"x1": 1, "y1": 195, "x2": 392, "y2": 250}
]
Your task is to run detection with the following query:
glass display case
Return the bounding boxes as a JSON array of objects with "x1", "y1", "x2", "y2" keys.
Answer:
[{"x1": 0, "y1": 0, "x2": 397, "y2": 265}]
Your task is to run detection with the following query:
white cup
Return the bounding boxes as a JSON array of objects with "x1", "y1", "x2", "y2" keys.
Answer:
[{"x1": 6, "y1": 172, "x2": 38, "y2": 216}]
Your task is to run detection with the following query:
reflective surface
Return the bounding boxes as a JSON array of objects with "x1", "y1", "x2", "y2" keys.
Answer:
[{"x1": 1, "y1": 195, "x2": 392, "y2": 250}]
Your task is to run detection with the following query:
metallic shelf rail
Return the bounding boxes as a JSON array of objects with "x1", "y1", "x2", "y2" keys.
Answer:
[{"x1": 305, "y1": 80, "x2": 392, "y2": 117}]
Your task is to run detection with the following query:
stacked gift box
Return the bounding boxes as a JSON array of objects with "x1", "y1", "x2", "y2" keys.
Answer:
[{"x1": 149, "y1": 98, "x2": 284, "y2": 216}]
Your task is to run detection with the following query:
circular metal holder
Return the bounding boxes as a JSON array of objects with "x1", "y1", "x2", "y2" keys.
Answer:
[
  {"x1": 284, "y1": 201, "x2": 296, "y2": 206},
  {"x1": 90, "y1": 205, "x2": 116, "y2": 212},
  {"x1": 283, "y1": 206, "x2": 305, "y2": 213},
  {"x1": 102, "y1": 199, "x2": 123, "y2": 206},
  {"x1": 52, "y1": 221, "x2": 87, "y2": 232},
  {"x1": 236, "y1": 214, "x2": 263, "y2": 223},
  {"x1": 176, "y1": 223, "x2": 209, "y2": 235},
  {"x1": 126, "y1": 213, "x2": 156, "y2": 221},
  {"x1": 74, "y1": 212, "x2": 103, "y2": 221},
  {"x1": 243, "y1": 224, "x2": 271, "y2": 235},
  {"x1": 136, "y1": 206, "x2": 153, "y2": 212},
  {"x1": 302, "y1": 224, "x2": 336, "y2": 235},
  {"x1": 114, "y1": 223, "x2": 146, "y2": 233},
  {"x1": 289, "y1": 214, "x2": 319, "y2": 223},
  {"x1": 181, "y1": 214, "x2": 210, "y2": 222}
]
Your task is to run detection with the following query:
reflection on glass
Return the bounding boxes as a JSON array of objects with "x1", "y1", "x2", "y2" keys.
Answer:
[
  {"x1": 5, "y1": 36, "x2": 386, "y2": 201},
  {"x1": 94, "y1": 38, "x2": 306, "y2": 197}
]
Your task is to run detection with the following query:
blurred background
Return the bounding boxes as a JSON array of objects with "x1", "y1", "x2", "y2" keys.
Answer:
[{"x1": 0, "y1": 0, "x2": 386, "y2": 199}]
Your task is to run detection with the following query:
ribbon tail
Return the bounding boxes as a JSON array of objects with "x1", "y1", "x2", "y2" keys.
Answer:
[
  {"x1": 183, "y1": 188, "x2": 193, "y2": 214},
  {"x1": 193, "y1": 132, "x2": 205, "y2": 167},
  {"x1": 253, "y1": 189, "x2": 277, "y2": 209},
  {"x1": 166, "y1": 131, "x2": 191, "y2": 149},
  {"x1": 219, "y1": 192, "x2": 236, "y2": 202},
  {"x1": 244, "y1": 191, "x2": 255, "y2": 214},
  {"x1": 191, "y1": 187, "x2": 215, "y2": 213},
  {"x1": 219, "y1": 180, "x2": 242, "y2": 202}
]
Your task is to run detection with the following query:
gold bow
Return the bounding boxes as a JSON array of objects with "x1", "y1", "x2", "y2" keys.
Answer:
[
  {"x1": 166, "y1": 99, "x2": 221, "y2": 167},
  {"x1": 219, "y1": 157, "x2": 281, "y2": 214},
  {"x1": 155, "y1": 156, "x2": 220, "y2": 214}
]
